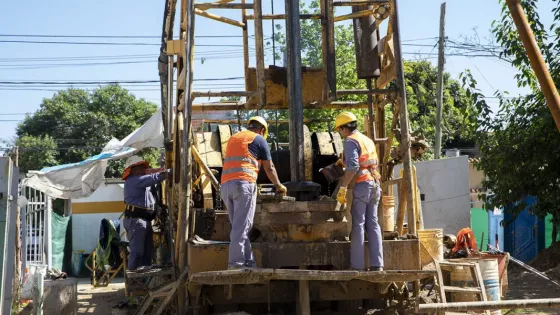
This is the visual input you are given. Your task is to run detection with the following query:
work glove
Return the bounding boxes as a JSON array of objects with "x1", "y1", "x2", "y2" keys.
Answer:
[
  {"x1": 337, "y1": 186, "x2": 348, "y2": 204},
  {"x1": 372, "y1": 169, "x2": 381, "y2": 181},
  {"x1": 276, "y1": 183, "x2": 288, "y2": 196},
  {"x1": 335, "y1": 159, "x2": 344, "y2": 167}
]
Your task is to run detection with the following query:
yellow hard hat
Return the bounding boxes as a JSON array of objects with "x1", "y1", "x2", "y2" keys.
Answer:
[
  {"x1": 334, "y1": 112, "x2": 358, "y2": 131},
  {"x1": 248, "y1": 116, "x2": 269, "y2": 139}
]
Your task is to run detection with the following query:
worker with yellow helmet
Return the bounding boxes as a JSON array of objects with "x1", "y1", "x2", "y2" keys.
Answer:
[
  {"x1": 334, "y1": 112, "x2": 384, "y2": 271},
  {"x1": 221, "y1": 116, "x2": 287, "y2": 269}
]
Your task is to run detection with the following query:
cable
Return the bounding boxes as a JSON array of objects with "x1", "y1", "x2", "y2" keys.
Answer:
[
  {"x1": 0, "y1": 34, "x2": 243, "y2": 39},
  {"x1": 0, "y1": 77, "x2": 244, "y2": 84},
  {"x1": 0, "y1": 39, "x2": 245, "y2": 47}
]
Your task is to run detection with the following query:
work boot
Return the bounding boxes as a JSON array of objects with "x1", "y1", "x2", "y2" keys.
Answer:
[
  {"x1": 227, "y1": 264, "x2": 244, "y2": 270},
  {"x1": 369, "y1": 267, "x2": 384, "y2": 272},
  {"x1": 244, "y1": 261, "x2": 258, "y2": 269}
]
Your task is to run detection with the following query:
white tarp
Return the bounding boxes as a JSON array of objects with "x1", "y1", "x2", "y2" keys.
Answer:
[{"x1": 22, "y1": 109, "x2": 165, "y2": 199}]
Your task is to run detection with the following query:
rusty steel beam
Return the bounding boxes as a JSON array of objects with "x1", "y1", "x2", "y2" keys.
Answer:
[
  {"x1": 418, "y1": 299, "x2": 560, "y2": 312},
  {"x1": 194, "y1": 8, "x2": 245, "y2": 27},
  {"x1": 333, "y1": 0, "x2": 390, "y2": 6},
  {"x1": 191, "y1": 101, "x2": 371, "y2": 111},
  {"x1": 191, "y1": 90, "x2": 254, "y2": 98},
  {"x1": 505, "y1": 0, "x2": 560, "y2": 132},
  {"x1": 285, "y1": 0, "x2": 305, "y2": 182},
  {"x1": 253, "y1": 0, "x2": 266, "y2": 106},
  {"x1": 194, "y1": 2, "x2": 253, "y2": 9},
  {"x1": 245, "y1": 13, "x2": 322, "y2": 20},
  {"x1": 334, "y1": 9, "x2": 373, "y2": 22},
  {"x1": 337, "y1": 88, "x2": 397, "y2": 96},
  {"x1": 159, "y1": 0, "x2": 178, "y2": 143}
]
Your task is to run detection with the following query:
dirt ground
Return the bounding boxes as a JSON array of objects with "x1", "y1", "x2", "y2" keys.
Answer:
[
  {"x1": 503, "y1": 266, "x2": 560, "y2": 315},
  {"x1": 76, "y1": 278, "x2": 128, "y2": 314}
]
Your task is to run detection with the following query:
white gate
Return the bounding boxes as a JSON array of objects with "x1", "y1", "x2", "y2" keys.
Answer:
[{"x1": 20, "y1": 185, "x2": 51, "y2": 272}]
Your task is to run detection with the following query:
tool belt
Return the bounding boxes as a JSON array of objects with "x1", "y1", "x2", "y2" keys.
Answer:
[{"x1": 124, "y1": 204, "x2": 156, "y2": 221}]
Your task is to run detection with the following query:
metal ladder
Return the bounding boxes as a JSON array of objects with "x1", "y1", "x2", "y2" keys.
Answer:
[{"x1": 434, "y1": 260, "x2": 491, "y2": 315}]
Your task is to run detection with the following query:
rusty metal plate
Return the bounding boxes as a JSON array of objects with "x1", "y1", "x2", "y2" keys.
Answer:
[
  {"x1": 315, "y1": 132, "x2": 336, "y2": 156},
  {"x1": 217, "y1": 124, "x2": 231, "y2": 158},
  {"x1": 196, "y1": 131, "x2": 223, "y2": 168},
  {"x1": 246, "y1": 67, "x2": 325, "y2": 107},
  {"x1": 330, "y1": 132, "x2": 344, "y2": 155}
]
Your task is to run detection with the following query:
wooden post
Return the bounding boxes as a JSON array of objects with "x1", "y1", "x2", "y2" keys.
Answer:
[
  {"x1": 505, "y1": 0, "x2": 560, "y2": 132},
  {"x1": 391, "y1": 0, "x2": 416, "y2": 235},
  {"x1": 254, "y1": 0, "x2": 266, "y2": 106},
  {"x1": 297, "y1": 280, "x2": 310, "y2": 315},
  {"x1": 434, "y1": 2, "x2": 446, "y2": 159},
  {"x1": 33, "y1": 270, "x2": 43, "y2": 315},
  {"x1": 12, "y1": 146, "x2": 21, "y2": 311}
]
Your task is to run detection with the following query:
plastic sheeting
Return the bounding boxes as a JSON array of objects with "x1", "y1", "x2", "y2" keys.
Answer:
[
  {"x1": 22, "y1": 109, "x2": 165, "y2": 199},
  {"x1": 51, "y1": 212, "x2": 70, "y2": 271}
]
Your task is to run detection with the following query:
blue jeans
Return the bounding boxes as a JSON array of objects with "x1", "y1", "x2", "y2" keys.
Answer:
[
  {"x1": 123, "y1": 217, "x2": 153, "y2": 270},
  {"x1": 350, "y1": 181, "x2": 383, "y2": 270}
]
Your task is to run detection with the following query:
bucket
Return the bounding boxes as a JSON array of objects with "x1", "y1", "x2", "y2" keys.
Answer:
[
  {"x1": 450, "y1": 258, "x2": 502, "y2": 315},
  {"x1": 71, "y1": 250, "x2": 84, "y2": 277},
  {"x1": 382, "y1": 196, "x2": 395, "y2": 232},
  {"x1": 418, "y1": 229, "x2": 444, "y2": 266}
]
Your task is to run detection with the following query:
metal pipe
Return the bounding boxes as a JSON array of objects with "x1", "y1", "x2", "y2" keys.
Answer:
[
  {"x1": 242, "y1": 0, "x2": 249, "y2": 100},
  {"x1": 254, "y1": 0, "x2": 266, "y2": 106},
  {"x1": 285, "y1": 0, "x2": 305, "y2": 182},
  {"x1": 392, "y1": 0, "x2": 416, "y2": 235},
  {"x1": 167, "y1": 56, "x2": 174, "y2": 141},
  {"x1": 194, "y1": 2, "x2": 253, "y2": 9},
  {"x1": 191, "y1": 90, "x2": 254, "y2": 98},
  {"x1": 191, "y1": 101, "x2": 371, "y2": 110},
  {"x1": 337, "y1": 88, "x2": 397, "y2": 96},
  {"x1": 194, "y1": 8, "x2": 245, "y2": 27},
  {"x1": 334, "y1": 9, "x2": 373, "y2": 22},
  {"x1": 333, "y1": 0, "x2": 389, "y2": 6},
  {"x1": 418, "y1": 299, "x2": 560, "y2": 312},
  {"x1": 245, "y1": 13, "x2": 321, "y2": 20},
  {"x1": 505, "y1": 0, "x2": 560, "y2": 132}
]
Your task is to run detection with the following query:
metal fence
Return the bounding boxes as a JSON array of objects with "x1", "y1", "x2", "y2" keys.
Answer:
[{"x1": 20, "y1": 185, "x2": 50, "y2": 269}]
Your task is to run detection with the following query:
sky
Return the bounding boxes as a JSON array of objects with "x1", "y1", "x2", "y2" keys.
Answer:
[{"x1": 0, "y1": 0, "x2": 556, "y2": 147}]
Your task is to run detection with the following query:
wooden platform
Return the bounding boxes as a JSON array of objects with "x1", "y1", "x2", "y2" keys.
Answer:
[
  {"x1": 189, "y1": 268, "x2": 435, "y2": 285},
  {"x1": 126, "y1": 267, "x2": 174, "y2": 279}
]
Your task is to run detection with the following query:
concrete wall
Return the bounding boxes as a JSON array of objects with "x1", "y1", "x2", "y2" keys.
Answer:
[
  {"x1": 395, "y1": 156, "x2": 470, "y2": 235},
  {"x1": 71, "y1": 181, "x2": 126, "y2": 253}
]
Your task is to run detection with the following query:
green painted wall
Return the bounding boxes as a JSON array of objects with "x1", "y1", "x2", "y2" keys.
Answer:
[
  {"x1": 545, "y1": 214, "x2": 553, "y2": 248},
  {"x1": 470, "y1": 208, "x2": 489, "y2": 249}
]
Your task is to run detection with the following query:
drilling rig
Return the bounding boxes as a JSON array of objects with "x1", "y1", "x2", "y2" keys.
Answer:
[{"x1": 151, "y1": 0, "x2": 433, "y2": 313}]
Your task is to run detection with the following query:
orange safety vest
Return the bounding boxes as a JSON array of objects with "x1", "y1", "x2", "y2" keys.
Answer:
[
  {"x1": 221, "y1": 130, "x2": 262, "y2": 184},
  {"x1": 451, "y1": 227, "x2": 478, "y2": 254},
  {"x1": 342, "y1": 131, "x2": 379, "y2": 183}
]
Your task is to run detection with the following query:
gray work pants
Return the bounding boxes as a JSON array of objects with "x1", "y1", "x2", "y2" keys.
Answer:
[
  {"x1": 123, "y1": 217, "x2": 153, "y2": 270},
  {"x1": 221, "y1": 180, "x2": 257, "y2": 268},
  {"x1": 350, "y1": 181, "x2": 383, "y2": 270}
]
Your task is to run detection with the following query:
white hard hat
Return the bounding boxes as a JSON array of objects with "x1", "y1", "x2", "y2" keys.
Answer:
[{"x1": 124, "y1": 156, "x2": 148, "y2": 169}]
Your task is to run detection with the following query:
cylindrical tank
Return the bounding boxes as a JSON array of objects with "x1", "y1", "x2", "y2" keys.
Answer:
[
  {"x1": 418, "y1": 229, "x2": 444, "y2": 266},
  {"x1": 450, "y1": 258, "x2": 502, "y2": 315},
  {"x1": 382, "y1": 196, "x2": 395, "y2": 232}
]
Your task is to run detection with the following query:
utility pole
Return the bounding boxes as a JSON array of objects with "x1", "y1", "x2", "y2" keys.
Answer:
[
  {"x1": 12, "y1": 146, "x2": 21, "y2": 312},
  {"x1": 434, "y1": 2, "x2": 446, "y2": 159}
]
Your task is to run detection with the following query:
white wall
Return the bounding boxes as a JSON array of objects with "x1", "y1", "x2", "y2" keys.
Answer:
[
  {"x1": 394, "y1": 156, "x2": 470, "y2": 235},
  {"x1": 71, "y1": 182, "x2": 123, "y2": 204},
  {"x1": 72, "y1": 214, "x2": 125, "y2": 253}
]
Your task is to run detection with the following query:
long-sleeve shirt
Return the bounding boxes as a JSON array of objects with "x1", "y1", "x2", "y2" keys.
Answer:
[
  {"x1": 124, "y1": 173, "x2": 166, "y2": 208},
  {"x1": 343, "y1": 132, "x2": 361, "y2": 172}
]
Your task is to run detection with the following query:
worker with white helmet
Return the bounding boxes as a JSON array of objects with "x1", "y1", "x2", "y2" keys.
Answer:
[
  {"x1": 334, "y1": 112, "x2": 384, "y2": 271},
  {"x1": 122, "y1": 155, "x2": 171, "y2": 271},
  {"x1": 221, "y1": 116, "x2": 287, "y2": 269}
]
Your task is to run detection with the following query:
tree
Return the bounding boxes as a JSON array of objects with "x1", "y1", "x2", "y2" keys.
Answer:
[
  {"x1": 16, "y1": 85, "x2": 159, "y2": 176},
  {"x1": 266, "y1": 0, "x2": 476, "y2": 158},
  {"x1": 463, "y1": 0, "x2": 560, "y2": 240}
]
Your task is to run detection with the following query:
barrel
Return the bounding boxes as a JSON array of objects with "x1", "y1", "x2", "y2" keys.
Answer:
[
  {"x1": 382, "y1": 196, "x2": 395, "y2": 232},
  {"x1": 71, "y1": 250, "x2": 84, "y2": 277},
  {"x1": 450, "y1": 258, "x2": 502, "y2": 315},
  {"x1": 418, "y1": 229, "x2": 444, "y2": 266}
]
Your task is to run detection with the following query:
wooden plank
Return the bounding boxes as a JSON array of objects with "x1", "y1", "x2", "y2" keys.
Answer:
[
  {"x1": 297, "y1": 280, "x2": 310, "y2": 315},
  {"x1": 195, "y1": 131, "x2": 223, "y2": 167},
  {"x1": 443, "y1": 286, "x2": 482, "y2": 293},
  {"x1": 396, "y1": 181, "x2": 406, "y2": 236}
]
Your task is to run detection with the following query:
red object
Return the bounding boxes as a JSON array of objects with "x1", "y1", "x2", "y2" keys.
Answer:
[{"x1": 452, "y1": 227, "x2": 478, "y2": 254}]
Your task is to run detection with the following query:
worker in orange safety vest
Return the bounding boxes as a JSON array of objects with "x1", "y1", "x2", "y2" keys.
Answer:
[
  {"x1": 221, "y1": 116, "x2": 287, "y2": 269},
  {"x1": 451, "y1": 227, "x2": 478, "y2": 255},
  {"x1": 334, "y1": 112, "x2": 383, "y2": 271}
]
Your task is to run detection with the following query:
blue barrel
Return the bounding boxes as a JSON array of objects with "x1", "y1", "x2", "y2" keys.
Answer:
[{"x1": 71, "y1": 251, "x2": 84, "y2": 277}]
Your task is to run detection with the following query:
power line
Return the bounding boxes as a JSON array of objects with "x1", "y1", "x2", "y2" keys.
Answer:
[
  {"x1": 0, "y1": 34, "x2": 243, "y2": 39},
  {"x1": 0, "y1": 77, "x2": 244, "y2": 84},
  {"x1": 0, "y1": 39, "x2": 246, "y2": 47}
]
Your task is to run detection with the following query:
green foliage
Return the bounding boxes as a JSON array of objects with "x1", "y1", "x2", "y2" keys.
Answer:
[
  {"x1": 265, "y1": 0, "x2": 476, "y2": 157},
  {"x1": 464, "y1": 0, "x2": 560, "y2": 226},
  {"x1": 14, "y1": 135, "x2": 58, "y2": 173},
  {"x1": 16, "y1": 85, "x2": 159, "y2": 176}
]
